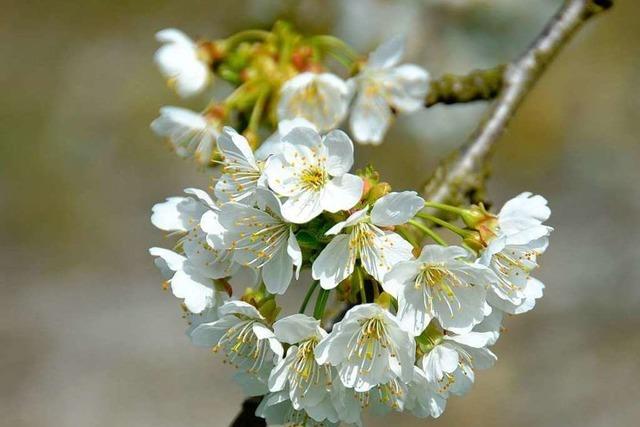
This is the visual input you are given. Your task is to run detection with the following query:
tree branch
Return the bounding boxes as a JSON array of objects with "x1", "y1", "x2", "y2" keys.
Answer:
[
  {"x1": 422, "y1": 0, "x2": 613, "y2": 206},
  {"x1": 425, "y1": 66, "x2": 506, "y2": 108}
]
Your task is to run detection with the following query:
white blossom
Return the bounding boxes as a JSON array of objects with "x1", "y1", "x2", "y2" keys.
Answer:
[
  {"x1": 154, "y1": 28, "x2": 210, "y2": 98},
  {"x1": 315, "y1": 304, "x2": 415, "y2": 392},
  {"x1": 189, "y1": 300, "x2": 283, "y2": 386},
  {"x1": 312, "y1": 191, "x2": 423, "y2": 290},
  {"x1": 383, "y1": 244, "x2": 497, "y2": 336},
  {"x1": 348, "y1": 35, "x2": 430, "y2": 144},
  {"x1": 264, "y1": 127, "x2": 364, "y2": 224},
  {"x1": 269, "y1": 314, "x2": 338, "y2": 423},
  {"x1": 214, "y1": 127, "x2": 266, "y2": 205},
  {"x1": 420, "y1": 330, "x2": 496, "y2": 396},
  {"x1": 150, "y1": 107, "x2": 218, "y2": 165},
  {"x1": 278, "y1": 72, "x2": 350, "y2": 132},
  {"x1": 480, "y1": 192, "x2": 552, "y2": 309},
  {"x1": 213, "y1": 190, "x2": 302, "y2": 294}
]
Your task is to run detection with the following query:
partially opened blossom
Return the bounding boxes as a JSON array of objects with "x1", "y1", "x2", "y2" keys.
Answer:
[
  {"x1": 214, "y1": 127, "x2": 266, "y2": 205},
  {"x1": 315, "y1": 304, "x2": 415, "y2": 392},
  {"x1": 349, "y1": 35, "x2": 430, "y2": 144},
  {"x1": 383, "y1": 244, "x2": 497, "y2": 336},
  {"x1": 312, "y1": 191, "x2": 423, "y2": 289},
  {"x1": 151, "y1": 107, "x2": 218, "y2": 165},
  {"x1": 213, "y1": 190, "x2": 301, "y2": 294},
  {"x1": 478, "y1": 192, "x2": 552, "y2": 310},
  {"x1": 264, "y1": 127, "x2": 364, "y2": 223},
  {"x1": 269, "y1": 314, "x2": 338, "y2": 423},
  {"x1": 154, "y1": 28, "x2": 210, "y2": 98},
  {"x1": 420, "y1": 330, "x2": 497, "y2": 396},
  {"x1": 189, "y1": 301, "x2": 283, "y2": 386},
  {"x1": 278, "y1": 72, "x2": 350, "y2": 131}
]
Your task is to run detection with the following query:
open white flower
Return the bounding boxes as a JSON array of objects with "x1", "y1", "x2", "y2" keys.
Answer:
[
  {"x1": 405, "y1": 366, "x2": 447, "y2": 419},
  {"x1": 348, "y1": 35, "x2": 430, "y2": 144},
  {"x1": 151, "y1": 107, "x2": 218, "y2": 165},
  {"x1": 214, "y1": 190, "x2": 302, "y2": 294},
  {"x1": 420, "y1": 330, "x2": 496, "y2": 396},
  {"x1": 189, "y1": 300, "x2": 283, "y2": 385},
  {"x1": 214, "y1": 127, "x2": 266, "y2": 205},
  {"x1": 154, "y1": 28, "x2": 210, "y2": 98},
  {"x1": 269, "y1": 314, "x2": 338, "y2": 423},
  {"x1": 312, "y1": 191, "x2": 423, "y2": 289},
  {"x1": 264, "y1": 127, "x2": 364, "y2": 224},
  {"x1": 480, "y1": 192, "x2": 552, "y2": 308},
  {"x1": 383, "y1": 245, "x2": 496, "y2": 336},
  {"x1": 278, "y1": 72, "x2": 350, "y2": 131},
  {"x1": 315, "y1": 304, "x2": 415, "y2": 392}
]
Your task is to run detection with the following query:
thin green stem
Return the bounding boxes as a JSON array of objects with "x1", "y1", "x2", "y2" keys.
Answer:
[
  {"x1": 248, "y1": 87, "x2": 269, "y2": 133},
  {"x1": 423, "y1": 201, "x2": 467, "y2": 216},
  {"x1": 313, "y1": 289, "x2": 330, "y2": 321},
  {"x1": 408, "y1": 219, "x2": 446, "y2": 246},
  {"x1": 415, "y1": 213, "x2": 472, "y2": 238},
  {"x1": 353, "y1": 266, "x2": 366, "y2": 304},
  {"x1": 299, "y1": 280, "x2": 319, "y2": 314}
]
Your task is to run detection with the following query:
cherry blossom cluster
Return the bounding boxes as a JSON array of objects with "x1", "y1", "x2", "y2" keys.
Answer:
[
  {"x1": 151, "y1": 24, "x2": 429, "y2": 167},
  {"x1": 149, "y1": 23, "x2": 553, "y2": 427}
]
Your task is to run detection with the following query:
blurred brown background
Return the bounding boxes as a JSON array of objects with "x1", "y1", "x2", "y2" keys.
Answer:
[{"x1": 2, "y1": 0, "x2": 639, "y2": 426}]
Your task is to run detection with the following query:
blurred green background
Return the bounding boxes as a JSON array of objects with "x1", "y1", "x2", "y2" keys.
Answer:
[{"x1": 2, "y1": 0, "x2": 639, "y2": 426}]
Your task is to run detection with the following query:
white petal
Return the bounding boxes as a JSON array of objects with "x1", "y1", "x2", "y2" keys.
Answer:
[
  {"x1": 262, "y1": 242, "x2": 294, "y2": 295},
  {"x1": 367, "y1": 34, "x2": 406, "y2": 69},
  {"x1": 323, "y1": 129, "x2": 354, "y2": 176},
  {"x1": 433, "y1": 284, "x2": 487, "y2": 334},
  {"x1": 349, "y1": 90, "x2": 392, "y2": 145},
  {"x1": 170, "y1": 270, "x2": 213, "y2": 313},
  {"x1": 273, "y1": 314, "x2": 322, "y2": 344},
  {"x1": 361, "y1": 230, "x2": 414, "y2": 283},
  {"x1": 370, "y1": 191, "x2": 425, "y2": 226},
  {"x1": 312, "y1": 235, "x2": 354, "y2": 289},
  {"x1": 218, "y1": 300, "x2": 262, "y2": 319},
  {"x1": 287, "y1": 229, "x2": 302, "y2": 279},
  {"x1": 320, "y1": 174, "x2": 364, "y2": 213},
  {"x1": 217, "y1": 126, "x2": 257, "y2": 169},
  {"x1": 280, "y1": 188, "x2": 324, "y2": 224},
  {"x1": 387, "y1": 64, "x2": 430, "y2": 112},
  {"x1": 149, "y1": 247, "x2": 185, "y2": 272},
  {"x1": 381, "y1": 260, "x2": 420, "y2": 297}
]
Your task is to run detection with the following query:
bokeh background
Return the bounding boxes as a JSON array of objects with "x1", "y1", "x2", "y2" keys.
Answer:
[{"x1": 2, "y1": 0, "x2": 639, "y2": 426}]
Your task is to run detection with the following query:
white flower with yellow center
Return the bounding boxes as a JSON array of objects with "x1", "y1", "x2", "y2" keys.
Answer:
[
  {"x1": 256, "y1": 391, "x2": 340, "y2": 427},
  {"x1": 189, "y1": 300, "x2": 283, "y2": 386},
  {"x1": 214, "y1": 127, "x2": 267, "y2": 206},
  {"x1": 150, "y1": 107, "x2": 219, "y2": 165},
  {"x1": 315, "y1": 304, "x2": 415, "y2": 392},
  {"x1": 269, "y1": 314, "x2": 338, "y2": 423},
  {"x1": 154, "y1": 28, "x2": 210, "y2": 98},
  {"x1": 264, "y1": 127, "x2": 364, "y2": 224},
  {"x1": 348, "y1": 35, "x2": 430, "y2": 145},
  {"x1": 278, "y1": 72, "x2": 350, "y2": 132},
  {"x1": 383, "y1": 245, "x2": 497, "y2": 336},
  {"x1": 420, "y1": 330, "x2": 496, "y2": 397},
  {"x1": 312, "y1": 191, "x2": 423, "y2": 289},
  {"x1": 479, "y1": 192, "x2": 552, "y2": 309},
  {"x1": 213, "y1": 190, "x2": 302, "y2": 295}
]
